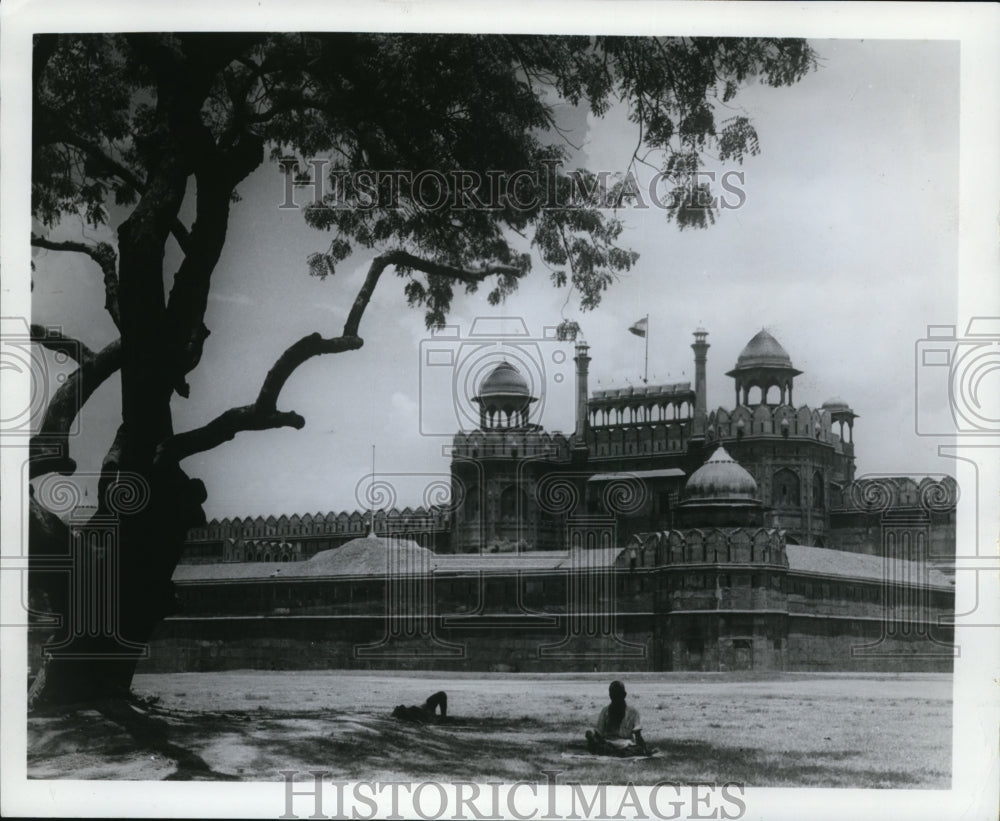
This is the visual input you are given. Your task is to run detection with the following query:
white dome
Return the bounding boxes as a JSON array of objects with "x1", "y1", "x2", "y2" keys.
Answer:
[
  {"x1": 684, "y1": 446, "x2": 758, "y2": 502},
  {"x1": 734, "y1": 329, "x2": 794, "y2": 370}
]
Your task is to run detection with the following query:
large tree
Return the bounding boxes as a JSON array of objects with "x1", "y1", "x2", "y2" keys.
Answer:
[{"x1": 27, "y1": 33, "x2": 816, "y2": 706}]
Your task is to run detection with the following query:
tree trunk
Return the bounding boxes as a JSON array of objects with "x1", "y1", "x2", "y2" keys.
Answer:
[
  {"x1": 28, "y1": 461, "x2": 207, "y2": 709},
  {"x1": 28, "y1": 35, "x2": 260, "y2": 709},
  {"x1": 30, "y1": 134, "x2": 192, "y2": 706}
]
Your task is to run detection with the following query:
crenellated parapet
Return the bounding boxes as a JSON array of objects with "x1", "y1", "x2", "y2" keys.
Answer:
[
  {"x1": 705, "y1": 404, "x2": 843, "y2": 447},
  {"x1": 831, "y1": 475, "x2": 958, "y2": 514},
  {"x1": 629, "y1": 527, "x2": 788, "y2": 567},
  {"x1": 451, "y1": 428, "x2": 573, "y2": 461},
  {"x1": 586, "y1": 420, "x2": 692, "y2": 458},
  {"x1": 187, "y1": 504, "x2": 451, "y2": 544}
]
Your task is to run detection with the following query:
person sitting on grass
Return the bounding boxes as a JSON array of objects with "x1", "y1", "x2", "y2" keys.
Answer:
[
  {"x1": 391, "y1": 691, "x2": 448, "y2": 724},
  {"x1": 585, "y1": 680, "x2": 650, "y2": 756}
]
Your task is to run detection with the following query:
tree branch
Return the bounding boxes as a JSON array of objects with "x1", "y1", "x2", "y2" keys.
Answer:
[
  {"x1": 34, "y1": 123, "x2": 192, "y2": 254},
  {"x1": 164, "y1": 128, "x2": 265, "y2": 397},
  {"x1": 158, "y1": 250, "x2": 524, "y2": 464},
  {"x1": 378, "y1": 250, "x2": 526, "y2": 292},
  {"x1": 29, "y1": 324, "x2": 96, "y2": 364},
  {"x1": 31, "y1": 234, "x2": 121, "y2": 327},
  {"x1": 170, "y1": 219, "x2": 192, "y2": 252},
  {"x1": 159, "y1": 330, "x2": 365, "y2": 465},
  {"x1": 58, "y1": 131, "x2": 145, "y2": 197},
  {"x1": 156, "y1": 405, "x2": 307, "y2": 464},
  {"x1": 29, "y1": 338, "x2": 123, "y2": 479},
  {"x1": 249, "y1": 94, "x2": 330, "y2": 124}
]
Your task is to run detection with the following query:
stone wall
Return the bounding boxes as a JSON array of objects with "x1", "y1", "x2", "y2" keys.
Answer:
[
  {"x1": 827, "y1": 509, "x2": 955, "y2": 566},
  {"x1": 139, "y1": 604, "x2": 954, "y2": 675},
  {"x1": 785, "y1": 615, "x2": 954, "y2": 672},
  {"x1": 138, "y1": 614, "x2": 653, "y2": 674}
]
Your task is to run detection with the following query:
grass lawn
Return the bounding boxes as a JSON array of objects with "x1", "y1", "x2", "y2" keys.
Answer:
[{"x1": 27, "y1": 670, "x2": 952, "y2": 787}]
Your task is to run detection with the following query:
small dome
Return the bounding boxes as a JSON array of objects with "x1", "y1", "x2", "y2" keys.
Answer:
[
  {"x1": 478, "y1": 361, "x2": 530, "y2": 398},
  {"x1": 822, "y1": 397, "x2": 851, "y2": 411},
  {"x1": 683, "y1": 446, "x2": 758, "y2": 502},
  {"x1": 734, "y1": 329, "x2": 794, "y2": 370}
]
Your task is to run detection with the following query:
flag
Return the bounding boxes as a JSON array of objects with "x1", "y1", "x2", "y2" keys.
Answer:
[{"x1": 628, "y1": 317, "x2": 648, "y2": 338}]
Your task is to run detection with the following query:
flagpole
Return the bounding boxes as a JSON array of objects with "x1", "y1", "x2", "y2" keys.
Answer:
[
  {"x1": 368, "y1": 444, "x2": 376, "y2": 537},
  {"x1": 643, "y1": 314, "x2": 649, "y2": 384}
]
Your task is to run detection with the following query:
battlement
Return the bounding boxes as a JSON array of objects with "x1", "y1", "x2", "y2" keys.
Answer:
[
  {"x1": 632, "y1": 527, "x2": 788, "y2": 567},
  {"x1": 585, "y1": 421, "x2": 692, "y2": 458},
  {"x1": 830, "y1": 475, "x2": 958, "y2": 513},
  {"x1": 706, "y1": 405, "x2": 839, "y2": 446},
  {"x1": 451, "y1": 428, "x2": 574, "y2": 460},
  {"x1": 186, "y1": 505, "x2": 450, "y2": 544}
]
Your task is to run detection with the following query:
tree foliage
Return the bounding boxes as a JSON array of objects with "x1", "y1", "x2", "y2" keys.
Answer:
[{"x1": 34, "y1": 34, "x2": 816, "y2": 328}]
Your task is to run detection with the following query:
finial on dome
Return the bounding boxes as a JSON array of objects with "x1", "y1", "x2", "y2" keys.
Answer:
[{"x1": 732, "y1": 329, "x2": 795, "y2": 369}]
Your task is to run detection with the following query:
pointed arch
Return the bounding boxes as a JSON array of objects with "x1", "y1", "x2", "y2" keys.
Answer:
[
  {"x1": 500, "y1": 484, "x2": 529, "y2": 520},
  {"x1": 812, "y1": 470, "x2": 825, "y2": 510},
  {"x1": 773, "y1": 467, "x2": 801, "y2": 508}
]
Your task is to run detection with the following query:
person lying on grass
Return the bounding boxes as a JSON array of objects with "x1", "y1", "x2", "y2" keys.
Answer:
[
  {"x1": 585, "y1": 680, "x2": 652, "y2": 757},
  {"x1": 391, "y1": 691, "x2": 448, "y2": 724}
]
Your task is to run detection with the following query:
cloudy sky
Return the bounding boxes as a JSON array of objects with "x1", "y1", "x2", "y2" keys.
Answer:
[{"x1": 29, "y1": 37, "x2": 962, "y2": 520}]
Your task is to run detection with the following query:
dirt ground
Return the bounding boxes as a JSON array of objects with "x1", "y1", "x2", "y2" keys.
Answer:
[{"x1": 27, "y1": 670, "x2": 952, "y2": 787}]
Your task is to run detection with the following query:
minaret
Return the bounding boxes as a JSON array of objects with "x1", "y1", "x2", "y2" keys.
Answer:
[
  {"x1": 573, "y1": 341, "x2": 591, "y2": 445},
  {"x1": 691, "y1": 328, "x2": 709, "y2": 437}
]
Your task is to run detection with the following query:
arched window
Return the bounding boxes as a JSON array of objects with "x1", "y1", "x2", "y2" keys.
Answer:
[
  {"x1": 773, "y1": 468, "x2": 801, "y2": 508},
  {"x1": 500, "y1": 485, "x2": 527, "y2": 520},
  {"x1": 812, "y1": 471, "x2": 824, "y2": 510},
  {"x1": 464, "y1": 486, "x2": 480, "y2": 521}
]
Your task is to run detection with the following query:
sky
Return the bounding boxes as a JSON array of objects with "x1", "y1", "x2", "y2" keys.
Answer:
[{"x1": 29, "y1": 38, "x2": 962, "y2": 521}]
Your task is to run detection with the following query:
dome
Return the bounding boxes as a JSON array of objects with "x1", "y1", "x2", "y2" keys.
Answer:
[
  {"x1": 477, "y1": 361, "x2": 530, "y2": 398},
  {"x1": 683, "y1": 446, "x2": 759, "y2": 503},
  {"x1": 733, "y1": 329, "x2": 794, "y2": 370},
  {"x1": 822, "y1": 397, "x2": 851, "y2": 411}
]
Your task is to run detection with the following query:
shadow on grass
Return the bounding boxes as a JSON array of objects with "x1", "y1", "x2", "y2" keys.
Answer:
[
  {"x1": 658, "y1": 739, "x2": 939, "y2": 789},
  {"x1": 29, "y1": 705, "x2": 948, "y2": 788},
  {"x1": 199, "y1": 709, "x2": 947, "y2": 787},
  {"x1": 29, "y1": 699, "x2": 241, "y2": 781}
]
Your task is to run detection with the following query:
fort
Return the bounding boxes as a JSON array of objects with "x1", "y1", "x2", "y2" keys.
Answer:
[{"x1": 142, "y1": 327, "x2": 957, "y2": 673}]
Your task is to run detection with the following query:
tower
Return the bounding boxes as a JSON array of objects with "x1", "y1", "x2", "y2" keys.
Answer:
[
  {"x1": 691, "y1": 328, "x2": 710, "y2": 436},
  {"x1": 822, "y1": 397, "x2": 858, "y2": 482},
  {"x1": 726, "y1": 329, "x2": 802, "y2": 407},
  {"x1": 573, "y1": 341, "x2": 591, "y2": 444},
  {"x1": 473, "y1": 361, "x2": 536, "y2": 429},
  {"x1": 822, "y1": 397, "x2": 858, "y2": 445}
]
